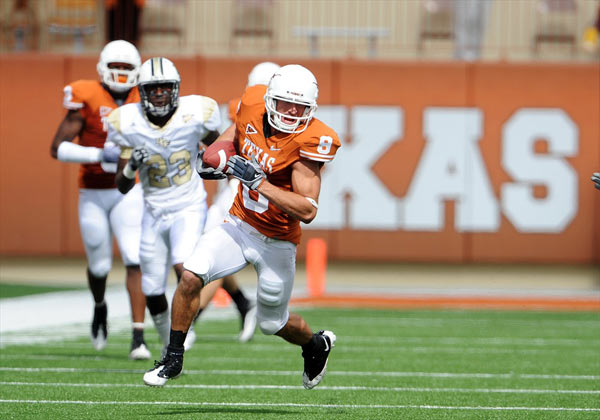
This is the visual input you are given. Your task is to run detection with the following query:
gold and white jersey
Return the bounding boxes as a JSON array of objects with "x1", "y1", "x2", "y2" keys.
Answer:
[{"x1": 107, "y1": 95, "x2": 221, "y2": 213}]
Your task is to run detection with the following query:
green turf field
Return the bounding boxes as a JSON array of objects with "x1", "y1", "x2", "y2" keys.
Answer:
[
  {"x1": 0, "y1": 307, "x2": 598, "y2": 419},
  {"x1": 0, "y1": 283, "x2": 84, "y2": 299}
]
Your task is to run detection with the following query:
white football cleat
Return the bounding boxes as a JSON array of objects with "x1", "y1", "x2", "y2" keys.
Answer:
[
  {"x1": 143, "y1": 352, "x2": 183, "y2": 387},
  {"x1": 302, "y1": 330, "x2": 336, "y2": 390},
  {"x1": 129, "y1": 343, "x2": 151, "y2": 360},
  {"x1": 238, "y1": 304, "x2": 257, "y2": 343},
  {"x1": 90, "y1": 330, "x2": 107, "y2": 351}
]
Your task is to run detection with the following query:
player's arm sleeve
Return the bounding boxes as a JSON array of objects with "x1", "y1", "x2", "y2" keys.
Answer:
[
  {"x1": 298, "y1": 128, "x2": 341, "y2": 163},
  {"x1": 62, "y1": 83, "x2": 85, "y2": 110},
  {"x1": 201, "y1": 97, "x2": 222, "y2": 132},
  {"x1": 106, "y1": 107, "x2": 132, "y2": 154}
]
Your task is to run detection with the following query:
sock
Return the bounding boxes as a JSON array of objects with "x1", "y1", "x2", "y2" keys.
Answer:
[
  {"x1": 167, "y1": 330, "x2": 186, "y2": 354},
  {"x1": 151, "y1": 310, "x2": 170, "y2": 347},
  {"x1": 301, "y1": 333, "x2": 321, "y2": 354},
  {"x1": 228, "y1": 289, "x2": 249, "y2": 316},
  {"x1": 87, "y1": 269, "x2": 107, "y2": 304},
  {"x1": 132, "y1": 327, "x2": 145, "y2": 345}
]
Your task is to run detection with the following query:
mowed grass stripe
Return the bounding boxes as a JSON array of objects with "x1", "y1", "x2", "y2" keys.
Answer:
[
  {"x1": 2, "y1": 381, "x2": 599, "y2": 395},
  {"x1": 337, "y1": 316, "x2": 600, "y2": 329},
  {"x1": 6, "y1": 334, "x2": 598, "y2": 348},
  {"x1": 1, "y1": 399, "x2": 599, "y2": 412},
  {"x1": 1, "y1": 367, "x2": 598, "y2": 380},
  {"x1": 2, "y1": 344, "x2": 598, "y2": 361}
]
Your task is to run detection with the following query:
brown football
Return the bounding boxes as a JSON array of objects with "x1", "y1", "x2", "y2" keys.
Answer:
[{"x1": 202, "y1": 142, "x2": 237, "y2": 172}]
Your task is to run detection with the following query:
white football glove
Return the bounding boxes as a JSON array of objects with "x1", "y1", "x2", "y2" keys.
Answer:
[
  {"x1": 129, "y1": 145, "x2": 149, "y2": 170},
  {"x1": 226, "y1": 155, "x2": 265, "y2": 190}
]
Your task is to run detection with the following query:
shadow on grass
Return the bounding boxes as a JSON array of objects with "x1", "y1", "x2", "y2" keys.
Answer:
[{"x1": 152, "y1": 407, "x2": 298, "y2": 416}]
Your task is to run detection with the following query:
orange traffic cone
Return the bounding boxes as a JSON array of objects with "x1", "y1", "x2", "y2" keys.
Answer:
[
  {"x1": 212, "y1": 287, "x2": 232, "y2": 307},
  {"x1": 306, "y1": 237, "x2": 327, "y2": 297}
]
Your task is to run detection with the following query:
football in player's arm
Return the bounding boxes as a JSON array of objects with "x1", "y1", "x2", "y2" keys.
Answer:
[
  {"x1": 144, "y1": 64, "x2": 341, "y2": 391},
  {"x1": 187, "y1": 62, "x2": 283, "y2": 346}
]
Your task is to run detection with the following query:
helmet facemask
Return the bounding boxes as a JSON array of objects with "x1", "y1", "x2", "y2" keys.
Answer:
[
  {"x1": 264, "y1": 64, "x2": 318, "y2": 134},
  {"x1": 97, "y1": 40, "x2": 141, "y2": 93},
  {"x1": 265, "y1": 95, "x2": 316, "y2": 134},
  {"x1": 137, "y1": 57, "x2": 181, "y2": 118},
  {"x1": 139, "y1": 81, "x2": 179, "y2": 117}
]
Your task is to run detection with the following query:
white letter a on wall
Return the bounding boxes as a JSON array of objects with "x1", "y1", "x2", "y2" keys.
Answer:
[{"x1": 403, "y1": 108, "x2": 499, "y2": 232}]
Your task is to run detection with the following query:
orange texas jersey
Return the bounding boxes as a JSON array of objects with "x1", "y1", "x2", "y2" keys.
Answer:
[
  {"x1": 63, "y1": 80, "x2": 140, "y2": 189},
  {"x1": 229, "y1": 85, "x2": 341, "y2": 244},
  {"x1": 228, "y1": 96, "x2": 241, "y2": 122}
]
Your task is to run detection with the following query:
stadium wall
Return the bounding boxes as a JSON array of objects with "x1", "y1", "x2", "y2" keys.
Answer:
[{"x1": 0, "y1": 55, "x2": 598, "y2": 263}]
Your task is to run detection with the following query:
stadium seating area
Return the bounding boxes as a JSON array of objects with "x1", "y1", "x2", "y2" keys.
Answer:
[{"x1": 0, "y1": 0, "x2": 598, "y2": 60}]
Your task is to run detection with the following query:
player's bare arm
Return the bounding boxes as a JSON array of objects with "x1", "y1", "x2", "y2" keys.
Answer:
[
  {"x1": 115, "y1": 156, "x2": 134, "y2": 194},
  {"x1": 214, "y1": 123, "x2": 237, "y2": 145},
  {"x1": 49, "y1": 110, "x2": 84, "y2": 158},
  {"x1": 258, "y1": 159, "x2": 322, "y2": 224}
]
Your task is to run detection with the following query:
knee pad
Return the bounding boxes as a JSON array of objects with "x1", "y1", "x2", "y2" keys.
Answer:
[
  {"x1": 80, "y1": 218, "x2": 107, "y2": 249},
  {"x1": 258, "y1": 319, "x2": 283, "y2": 335},
  {"x1": 257, "y1": 280, "x2": 283, "y2": 307},
  {"x1": 257, "y1": 280, "x2": 286, "y2": 335},
  {"x1": 88, "y1": 257, "x2": 111, "y2": 278}
]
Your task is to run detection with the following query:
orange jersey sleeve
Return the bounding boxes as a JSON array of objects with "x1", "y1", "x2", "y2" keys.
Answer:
[
  {"x1": 228, "y1": 97, "x2": 241, "y2": 122},
  {"x1": 63, "y1": 80, "x2": 140, "y2": 188},
  {"x1": 229, "y1": 85, "x2": 341, "y2": 244}
]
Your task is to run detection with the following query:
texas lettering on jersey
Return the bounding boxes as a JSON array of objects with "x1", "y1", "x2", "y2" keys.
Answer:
[
  {"x1": 229, "y1": 85, "x2": 341, "y2": 244},
  {"x1": 63, "y1": 80, "x2": 139, "y2": 189}
]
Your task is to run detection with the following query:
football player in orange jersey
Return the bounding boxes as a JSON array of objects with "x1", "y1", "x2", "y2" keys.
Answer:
[
  {"x1": 49, "y1": 40, "x2": 150, "y2": 360},
  {"x1": 185, "y1": 62, "x2": 281, "y2": 348},
  {"x1": 144, "y1": 64, "x2": 341, "y2": 390}
]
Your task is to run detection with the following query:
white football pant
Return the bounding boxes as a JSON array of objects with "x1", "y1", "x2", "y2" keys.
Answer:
[
  {"x1": 140, "y1": 202, "x2": 207, "y2": 296},
  {"x1": 184, "y1": 215, "x2": 296, "y2": 336},
  {"x1": 78, "y1": 184, "x2": 143, "y2": 277}
]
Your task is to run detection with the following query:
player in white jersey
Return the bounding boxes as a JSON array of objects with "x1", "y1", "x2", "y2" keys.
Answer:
[{"x1": 108, "y1": 57, "x2": 221, "y2": 354}]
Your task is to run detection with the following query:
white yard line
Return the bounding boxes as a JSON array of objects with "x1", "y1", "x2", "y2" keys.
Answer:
[
  {"x1": 0, "y1": 399, "x2": 598, "y2": 412},
  {"x1": 0, "y1": 285, "x2": 239, "y2": 347},
  {"x1": 0, "y1": 367, "x2": 597, "y2": 380},
  {"x1": 1, "y1": 381, "x2": 599, "y2": 395}
]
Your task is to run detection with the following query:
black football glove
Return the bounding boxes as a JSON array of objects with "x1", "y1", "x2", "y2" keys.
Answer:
[
  {"x1": 196, "y1": 150, "x2": 226, "y2": 180},
  {"x1": 226, "y1": 155, "x2": 265, "y2": 190},
  {"x1": 592, "y1": 172, "x2": 600, "y2": 190}
]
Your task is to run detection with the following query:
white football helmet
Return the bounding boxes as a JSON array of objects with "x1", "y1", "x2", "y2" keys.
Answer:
[
  {"x1": 138, "y1": 57, "x2": 181, "y2": 117},
  {"x1": 264, "y1": 64, "x2": 318, "y2": 134},
  {"x1": 247, "y1": 62, "x2": 280, "y2": 87},
  {"x1": 96, "y1": 40, "x2": 141, "y2": 93}
]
